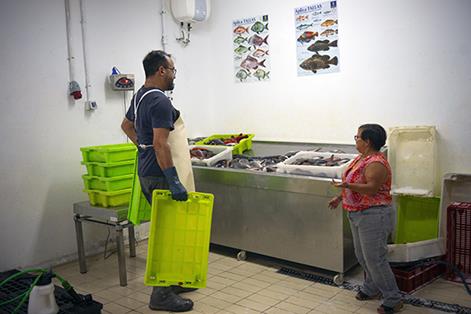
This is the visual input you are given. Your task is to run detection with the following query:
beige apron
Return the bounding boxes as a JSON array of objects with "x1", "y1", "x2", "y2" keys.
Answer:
[
  {"x1": 134, "y1": 89, "x2": 195, "y2": 192},
  {"x1": 167, "y1": 116, "x2": 195, "y2": 192}
]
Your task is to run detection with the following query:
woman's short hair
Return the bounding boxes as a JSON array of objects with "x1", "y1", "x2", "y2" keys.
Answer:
[{"x1": 359, "y1": 124, "x2": 387, "y2": 151}]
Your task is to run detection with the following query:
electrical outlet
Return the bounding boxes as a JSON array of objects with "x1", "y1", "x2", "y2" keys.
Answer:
[{"x1": 85, "y1": 101, "x2": 97, "y2": 111}]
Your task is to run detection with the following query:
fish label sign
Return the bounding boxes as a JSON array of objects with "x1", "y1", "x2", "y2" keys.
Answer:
[
  {"x1": 233, "y1": 15, "x2": 271, "y2": 83},
  {"x1": 295, "y1": 1, "x2": 339, "y2": 76}
]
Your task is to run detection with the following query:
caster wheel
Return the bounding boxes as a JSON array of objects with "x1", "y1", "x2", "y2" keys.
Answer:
[
  {"x1": 333, "y1": 274, "x2": 344, "y2": 285},
  {"x1": 236, "y1": 251, "x2": 247, "y2": 261}
]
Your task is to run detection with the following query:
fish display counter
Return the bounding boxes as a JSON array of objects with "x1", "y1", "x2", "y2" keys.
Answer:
[{"x1": 193, "y1": 140, "x2": 358, "y2": 283}]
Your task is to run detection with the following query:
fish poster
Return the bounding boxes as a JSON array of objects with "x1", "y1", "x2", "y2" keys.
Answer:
[
  {"x1": 295, "y1": 1, "x2": 339, "y2": 76},
  {"x1": 233, "y1": 15, "x2": 270, "y2": 83}
]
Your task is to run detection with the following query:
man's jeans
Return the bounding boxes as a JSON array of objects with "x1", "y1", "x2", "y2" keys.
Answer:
[
  {"x1": 139, "y1": 176, "x2": 169, "y2": 204},
  {"x1": 348, "y1": 205, "x2": 402, "y2": 307}
]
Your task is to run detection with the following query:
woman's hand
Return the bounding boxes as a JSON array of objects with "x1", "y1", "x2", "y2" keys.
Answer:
[{"x1": 328, "y1": 196, "x2": 342, "y2": 210}]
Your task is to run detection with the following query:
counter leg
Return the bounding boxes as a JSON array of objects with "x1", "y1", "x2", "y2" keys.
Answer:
[
  {"x1": 74, "y1": 214, "x2": 87, "y2": 274},
  {"x1": 116, "y1": 225, "x2": 127, "y2": 286},
  {"x1": 128, "y1": 224, "x2": 136, "y2": 257}
]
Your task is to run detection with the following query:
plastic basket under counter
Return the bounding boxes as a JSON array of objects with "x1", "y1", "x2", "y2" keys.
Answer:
[
  {"x1": 195, "y1": 133, "x2": 255, "y2": 155},
  {"x1": 144, "y1": 190, "x2": 214, "y2": 288},
  {"x1": 80, "y1": 143, "x2": 136, "y2": 163},
  {"x1": 446, "y1": 202, "x2": 471, "y2": 283},
  {"x1": 393, "y1": 195, "x2": 441, "y2": 244}
]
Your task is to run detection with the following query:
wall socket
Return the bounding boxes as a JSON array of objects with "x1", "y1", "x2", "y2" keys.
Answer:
[{"x1": 85, "y1": 101, "x2": 97, "y2": 111}]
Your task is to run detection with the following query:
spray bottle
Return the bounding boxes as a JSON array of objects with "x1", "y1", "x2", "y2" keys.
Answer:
[{"x1": 27, "y1": 271, "x2": 59, "y2": 314}]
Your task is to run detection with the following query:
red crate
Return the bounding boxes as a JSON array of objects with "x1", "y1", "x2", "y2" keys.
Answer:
[
  {"x1": 446, "y1": 202, "x2": 471, "y2": 283},
  {"x1": 391, "y1": 261, "x2": 446, "y2": 293}
]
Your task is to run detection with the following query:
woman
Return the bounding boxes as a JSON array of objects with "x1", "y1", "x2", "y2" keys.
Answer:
[{"x1": 329, "y1": 124, "x2": 403, "y2": 314}]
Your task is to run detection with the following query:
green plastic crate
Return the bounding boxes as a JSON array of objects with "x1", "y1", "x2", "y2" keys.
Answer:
[
  {"x1": 84, "y1": 188, "x2": 132, "y2": 208},
  {"x1": 82, "y1": 160, "x2": 135, "y2": 177},
  {"x1": 82, "y1": 174, "x2": 133, "y2": 191},
  {"x1": 394, "y1": 195, "x2": 441, "y2": 244},
  {"x1": 195, "y1": 133, "x2": 255, "y2": 155},
  {"x1": 144, "y1": 190, "x2": 214, "y2": 288},
  {"x1": 128, "y1": 155, "x2": 152, "y2": 225},
  {"x1": 81, "y1": 143, "x2": 137, "y2": 163}
]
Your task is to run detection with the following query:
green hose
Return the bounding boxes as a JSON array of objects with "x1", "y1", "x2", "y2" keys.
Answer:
[{"x1": 0, "y1": 268, "x2": 69, "y2": 314}]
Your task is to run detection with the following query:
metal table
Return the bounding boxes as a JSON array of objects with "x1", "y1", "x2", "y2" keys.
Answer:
[
  {"x1": 73, "y1": 201, "x2": 136, "y2": 286},
  {"x1": 193, "y1": 141, "x2": 358, "y2": 283}
]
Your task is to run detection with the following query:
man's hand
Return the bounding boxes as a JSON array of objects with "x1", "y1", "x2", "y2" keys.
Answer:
[
  {"x1": 328, "y1": 196, "x2": 342, "y2": 210},
  {"x1": 163, "y1": 167, "x2": 188, "y2": 201}
]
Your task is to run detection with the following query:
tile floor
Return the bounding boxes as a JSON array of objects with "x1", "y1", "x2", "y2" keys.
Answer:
[{"x1": 53, "y1": 241, "x2": 471, "y2": 314}]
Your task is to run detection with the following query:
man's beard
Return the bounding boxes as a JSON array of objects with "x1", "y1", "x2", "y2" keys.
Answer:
[{"x1": 167, "y1": 81, "x2": 175, "y2": 91}]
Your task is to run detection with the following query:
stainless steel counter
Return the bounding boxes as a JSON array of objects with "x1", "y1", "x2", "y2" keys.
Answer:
[{"x1": 193, "y1": 141, "x2": 358, "y2": 279}]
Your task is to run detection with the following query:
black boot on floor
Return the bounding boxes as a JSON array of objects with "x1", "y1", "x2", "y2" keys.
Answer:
[
  {"x1": 172, "y1": 285, "x2": 198, "y2": 294},
  {"x1": 149, "y1": 286, "x2": 193, "y2": 312}
]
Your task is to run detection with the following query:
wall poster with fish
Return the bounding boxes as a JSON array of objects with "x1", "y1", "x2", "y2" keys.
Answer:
[
  {"x1": 233, "y1": 15, "x2": 270, "y2": 83},
  {"x1": 295, "y1": 1, "x2": 339, "y2": 76}
]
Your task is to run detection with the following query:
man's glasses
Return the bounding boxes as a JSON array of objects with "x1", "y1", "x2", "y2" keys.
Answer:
[{"x1": 164, "y1": 67, "x2": 177, "y2": 75}]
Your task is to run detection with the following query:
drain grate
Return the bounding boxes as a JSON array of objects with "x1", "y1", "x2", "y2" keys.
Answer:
[{"x1": 277, "y1": 267, "x2": 471, "y2": 314}]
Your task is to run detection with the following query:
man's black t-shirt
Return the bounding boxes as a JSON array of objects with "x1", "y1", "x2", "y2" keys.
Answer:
[{"x1": 126, "y1": 86, "x2": 180, "y2": 177}]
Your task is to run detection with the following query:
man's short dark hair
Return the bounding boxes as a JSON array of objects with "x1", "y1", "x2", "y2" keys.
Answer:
[
  {"x1": 359, "y1": 124, "x2": 387, "y2": 151},
  {"x1": 143, "y1": 50, "x2": 171, "y2": 78}
]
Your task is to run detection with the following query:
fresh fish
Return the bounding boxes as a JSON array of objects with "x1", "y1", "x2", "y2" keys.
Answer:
[
  {"x1": 235, "y1": 69, "x2": 250, "y2": 82},
  {"x1": 300, "y1": 54, "x2": 338, "y2": 73},
  {"x1": 253, "y1": 68, "x2": 270, "y2": 81},
  {"x1": 296, "y1": 15, "x2": 309, "y2": 22},
  {"x1": 321, "y1": 19, "x2": 337, "y2": 27},
  {"x1": 240, "y1": 55, "x2": 266, "y2": 70},
  {"x1": 250, "y1": 21, "x2": 268, "y2": 34},
  {"x1": 233, "y1": 25, "x2": 249, "y2": 34},
  {"x1": 252, "y1": 48, "x2": 269, "y2": 58},
  {"x1": 320, "y1": 28, "x2": 338, "y2": 37},
  {"x1": 291, "y1": 155, "x2": 350, "y2": 166},
  {"x1": 296, "y1": 23, "x2": 313, "y2": 31},
  {"x1": 233, "y1": 35, "x2": 247, "y2": 44},
  {"x1": 234, "y1": 45, "x2": 251, "y2": 55},
  {"x1": 248, "y1": 34, "x2": 269, "y2": 47},
  {"x1": 307, "y1": 40, "x2": 338, "y2": 53},
  {"x1": 190, "y1": 148, "x2": 215, "y2": 160},
  {"x1": 297, "y1": 31, "x2": 318, "y2": 43}
]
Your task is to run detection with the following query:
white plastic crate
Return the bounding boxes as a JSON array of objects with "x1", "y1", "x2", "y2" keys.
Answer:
[
  {"x1": 388, "y1": 126, "x2": 438, "y2": 196},
  {"x1": 276, "y1": 151, "x2": 357, "y2": 179},
  {"x1": 387, "y1": 238, "x2": 445, "y2": 263},
  {"x1": 189, "y1": 145, "x2": 232, "y2": 167}
]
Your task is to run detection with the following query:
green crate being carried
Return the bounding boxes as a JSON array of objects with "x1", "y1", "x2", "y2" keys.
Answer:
[{"x1": 145, "y1": 190, "x2": 214, "y2": 288}]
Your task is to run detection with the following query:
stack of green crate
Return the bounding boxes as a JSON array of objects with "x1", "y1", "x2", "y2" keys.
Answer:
[{"x1": 80, "y1": 143, "x2": 137, "y2": 207}]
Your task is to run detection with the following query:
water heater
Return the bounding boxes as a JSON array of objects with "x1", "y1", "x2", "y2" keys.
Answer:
[{"x1": 170, "y1": 0, "x2": 210, "y2": 23}]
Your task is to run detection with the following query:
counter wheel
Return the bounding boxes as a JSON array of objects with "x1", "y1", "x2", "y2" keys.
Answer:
[
  {"x1": 236, "y1": 250, "x2": 247, "y2": 261},
  {"x1": 333, "y1": 274, "x2": 344, "y2": 285}
]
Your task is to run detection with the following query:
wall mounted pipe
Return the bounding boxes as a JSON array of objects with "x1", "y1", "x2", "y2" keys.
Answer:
[
  {"x1": 161, "y1": 0, "x2": 168, "y2": 51},
  {"x1": 79, "y1": 0, "x2": 95, "y2": 108}
]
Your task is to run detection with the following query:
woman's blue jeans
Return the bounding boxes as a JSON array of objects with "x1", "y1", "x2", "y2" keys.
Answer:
[{"x1": 348, "y1": 205, "x2": 402, "y2": 307}]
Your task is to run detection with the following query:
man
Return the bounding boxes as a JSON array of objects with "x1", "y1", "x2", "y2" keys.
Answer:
[{"x1": 121, "y1": 50, "x2": 195, "y2": 312}]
